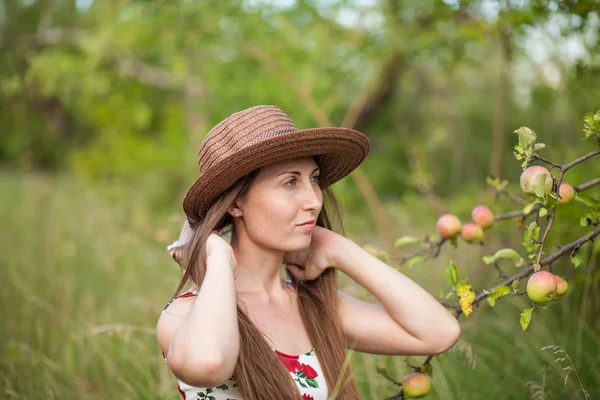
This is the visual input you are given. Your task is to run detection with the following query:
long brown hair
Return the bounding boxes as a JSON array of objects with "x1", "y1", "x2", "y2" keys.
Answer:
[{"x1": 173, "y1": 165, "x2": 360, "y2": 400}]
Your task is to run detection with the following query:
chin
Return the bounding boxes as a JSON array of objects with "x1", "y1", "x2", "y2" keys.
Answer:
[{"x1": 283, "y1": 236, "x2": 312, "y2": 252}]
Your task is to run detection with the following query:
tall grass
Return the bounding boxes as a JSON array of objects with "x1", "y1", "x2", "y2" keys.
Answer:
[{"x1": 1, "y1": 172, "x2": 598, "y2": 399}]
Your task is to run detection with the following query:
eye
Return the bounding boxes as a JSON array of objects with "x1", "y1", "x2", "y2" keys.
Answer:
[
  {"x1": 284, "y1": 177, "x2": 297, "y2": 187},
  {"x1": 312, "y1": 175, "x2": 320, "y2": 183}
]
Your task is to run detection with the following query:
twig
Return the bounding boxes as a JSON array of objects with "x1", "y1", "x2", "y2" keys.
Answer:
[
  {"x1": 535, "y1": 207, "x2": 556, "y2": 268},
  {"x1": 438, "y1": 300, "x2": 460, "y2": 311},
  {"x1": 492, "y1": 262, "x2": 508, "y2": 279},
  {"x1": 531, "y1": 154, "x2": 561, "y2": 169},
  {"x1": 396, "y1": 238, "x2": 445, "y2": 265},
  {"x1": 494, "y1": 206, "x2": 540, "y2": 221},
  {"x1": 470, "y1": 227, "x2": 600, "y2": 309},
  {"x1": 575, "y1": 178, "x2": 600, "y2": 192},
  {"x1": 376, "y1": 367, "x2": 403, "y2": 387},
  {"x1": 531, "y1": 149, "x2": 600, "y2": 269},
  {"x1": 495, "y1": 188, "x2": 530, "y2": 206},
  {"x1": 561, "y1": 149, "x2": 600, "y2": 172}
]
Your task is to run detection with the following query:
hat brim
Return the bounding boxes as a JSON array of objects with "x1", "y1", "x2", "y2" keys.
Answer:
[{"x1": 183, "y1": 126, "x2": 370, "y2": 225}]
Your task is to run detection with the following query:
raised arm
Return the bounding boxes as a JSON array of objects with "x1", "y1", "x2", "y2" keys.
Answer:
[
  {"x1": 332, "y1": 236, "x2": 462, "y2": 356},
  {"x1": 156, "y1": 235, "x2": 239, "y2": 387}
]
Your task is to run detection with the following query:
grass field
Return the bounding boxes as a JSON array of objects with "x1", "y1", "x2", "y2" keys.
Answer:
[{"x1": 1, "y1": 172, "x2": 598, "y2": 399}]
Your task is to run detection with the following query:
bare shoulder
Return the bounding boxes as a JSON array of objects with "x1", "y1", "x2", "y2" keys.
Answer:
[{"x1": 156, "y1": 295, "x2": 196, "y2": 356}]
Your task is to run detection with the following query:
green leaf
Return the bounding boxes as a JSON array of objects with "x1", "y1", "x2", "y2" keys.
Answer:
[
  {"x1": 486, "y1": 285, "x2": 511, "y2": 308},
  {"x1": 483, "y1": 248, "x2": 524, "y2": 267},
  {"x1": 486, "y1": 176, "x2": 508, "y2": 190},
  {"x1": 444, "y1": 262, "x2": 459, "y2": 286},
  {"x1": 582, "y1": 111, "x2": 600, "y2": 139},
  {"x1": 492, "y1": 285, "x2": 511, "y2": 298},
  {"x1": 571, "y1": 254, "x2": 582, "y2": 268},
  {"x1": 394, "y1": 236, "x2": 421, "y2": 247},
  {"x1": 532, "y1": 143, "x2": 546, "y2": 151},
  {"x1": 514, "y1": 127, "x2": 536, "y2": 147},
  {"x1": 574, "y1": 193, "x2": 600, "y2": 210},
  {"x1": 533, "y1": 173, "x2": 550, "y2": 198},
  {"x1": 407, "y1": 255, "x2": 423, "y2": 268},
  {"x1": 306, "y1": 378, "x2": 319, "y2": 388},
  {"x1": 539, "y1": 207, "x2": 548, "y2": 217},
  {"x1": 512, "y1": 278, "x2": 520, "y2": 291},
  {"x1": 520, "y1": 307, "x2": 534, "y2": 331},
  {"x1": 523, "y1": 203, "x2": 536, "y2": 215}
]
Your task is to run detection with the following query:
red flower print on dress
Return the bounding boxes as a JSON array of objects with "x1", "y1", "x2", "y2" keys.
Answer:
[
  {"x1": 302, "y1": 394, "x2": 315, "y2": 400},
  {"x1": 299, "y1": 363, "x2": 317, "y2": 379},
  {"x1": 276, "y1": 353, "x2": 301, "y2": 373}
]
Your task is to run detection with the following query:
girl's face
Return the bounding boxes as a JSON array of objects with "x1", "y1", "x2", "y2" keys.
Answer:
[{"x1": 234, "y1": 156, "x2": 322, "y2": 252}]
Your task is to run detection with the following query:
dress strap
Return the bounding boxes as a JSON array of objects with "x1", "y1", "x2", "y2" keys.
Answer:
[{"x1": 163, "y1": 289, "x2": 199, "y2": 310}]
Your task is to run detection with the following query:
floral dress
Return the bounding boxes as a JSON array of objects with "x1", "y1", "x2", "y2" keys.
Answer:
[{"x1": 163, "y1": 290, "x2": 329, "y2": 400}]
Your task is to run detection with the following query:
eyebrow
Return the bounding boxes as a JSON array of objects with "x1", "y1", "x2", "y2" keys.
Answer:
[{"x1": 276, "y1": 167, "x2": 320, "y2": 177}]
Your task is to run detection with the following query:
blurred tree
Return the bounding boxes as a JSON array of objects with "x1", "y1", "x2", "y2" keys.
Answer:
[{"x1": 0, "y1": 0, "x2": 598, "y2": 198}]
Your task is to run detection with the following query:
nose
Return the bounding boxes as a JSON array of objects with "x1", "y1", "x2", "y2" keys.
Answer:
[{"x1": 301, "y1": 179, "x2": 322, "y2": 212}]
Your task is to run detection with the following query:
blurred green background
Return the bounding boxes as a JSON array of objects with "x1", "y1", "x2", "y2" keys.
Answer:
[{"x1": 1, "y1": 0, "x2": 599, "y2": 399}]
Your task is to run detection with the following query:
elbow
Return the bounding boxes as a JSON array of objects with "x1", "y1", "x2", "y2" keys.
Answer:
[
  {"x1": 433, "y1": 320, "x2": 462, "y2": 354},
  {"x1": 169, "y1": 355, "x2": 235, "y2": 388}
]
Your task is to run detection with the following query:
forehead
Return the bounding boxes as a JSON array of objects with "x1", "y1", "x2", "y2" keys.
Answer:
[{"x1": 258, "y1": 156, "x2": 319, "y2": 177}]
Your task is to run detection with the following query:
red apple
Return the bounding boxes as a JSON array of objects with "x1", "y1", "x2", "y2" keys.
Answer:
[
  {"x1": 436, "y1": 214, "x2": 462, "y2": 239},
  {"x1": 557, "y1": 183, "x2": 575, "y2": 204},
  {"x1": 461, "y1": 223, "x2": 484, "y2": 243},
  {"x1": 526, "y1": 271, "x2": 557, "y2": 304},
  {"x1": 471, "y1": 205, "x2": 494, "y2": 230},
  {"x1": 553, "y1": 275, "x2": 568, "y2": 300},
  {"x1": 520, "y1": 166, "x2": 553, "y2": 194},
  {"x1": 402, "y1": 372, "x2": 431, "y2": 398}
]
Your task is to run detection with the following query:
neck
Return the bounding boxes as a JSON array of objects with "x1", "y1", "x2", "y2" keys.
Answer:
[{"x1": 231, "y1": 233, "x2": 289, "y2": 303}]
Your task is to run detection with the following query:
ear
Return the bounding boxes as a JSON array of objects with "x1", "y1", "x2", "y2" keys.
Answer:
[
  {"x1": 228, "y1": 198, "x2": 245, "y2": 218},
  {"x1": 227, "y1": 203, "x2": 242, "y2": 218}
]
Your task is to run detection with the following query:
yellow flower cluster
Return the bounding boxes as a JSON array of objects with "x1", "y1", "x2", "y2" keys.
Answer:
[{"x1": 457, "y1": 281, "x2": 475, "y2": 317}]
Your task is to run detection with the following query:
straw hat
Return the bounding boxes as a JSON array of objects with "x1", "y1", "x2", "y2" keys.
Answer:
[{"x1": 182, "y1": 105, "x2": 370, "y2": 226}]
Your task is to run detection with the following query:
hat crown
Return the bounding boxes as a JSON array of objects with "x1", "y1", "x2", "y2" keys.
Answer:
[{"x1": 198, "y1": 105, "x2": 298, "y2": 172}]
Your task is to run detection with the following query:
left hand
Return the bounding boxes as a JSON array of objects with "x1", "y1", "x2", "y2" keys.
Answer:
[{"x1": 283, "y1": 225, "x2": 343, "y2": 281}]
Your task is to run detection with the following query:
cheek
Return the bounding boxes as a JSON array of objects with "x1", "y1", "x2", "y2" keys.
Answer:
[
  {"x1": 250, "y1": 196, "x2": 296, "y2": 230},
  {"x1": 244, "y1": 195, "x2": 304, "y2": 248}
]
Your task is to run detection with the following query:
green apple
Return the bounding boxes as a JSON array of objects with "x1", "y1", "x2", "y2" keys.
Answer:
[
  {"x1": 527, "y1": 271, "x2": 557, "y2": 304},
  {"x1": 520, "y1": 166, "x2": 553, "y2": 194},
  {"x1": 402, "y1": 372, "x2": 431, "y2": 398}
]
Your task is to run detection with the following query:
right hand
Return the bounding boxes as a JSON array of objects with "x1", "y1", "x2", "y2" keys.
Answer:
[{"x1": 207, "y1": 231, "x2": 237, "y2": 273}]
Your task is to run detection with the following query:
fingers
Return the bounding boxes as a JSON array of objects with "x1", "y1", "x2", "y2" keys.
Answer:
[
  {"x1": 170, "y1": 248, "x2": 184, "y2": 265},
  {"x1": 286, "y1": 264, "x2": 307, "y2": 281}
]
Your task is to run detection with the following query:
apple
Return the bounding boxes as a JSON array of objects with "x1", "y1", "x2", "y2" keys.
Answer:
[
  {"x1": 553, "y1": 275, "x2": 568, "y2": 300},
  {"x1": 557, "y1": 183, "x2": 575, "y2": 204},
  {"x1": 461, "y1": 223, "x2": 484, "y2": 243},
  {"x1": 520, "y1": 166, "x2": 553, "y2": 194},
  {"x1": 402, "y1": 372, "x2": 431, "y2": 398},
  {"x1": 471, "y1": 205, "x2": 494, "y2": 230},
  {"x1": 436, "y1": 214, "x2": 462, "y2": 239},
  {"x1": 526, "y1": 271, "x2": 557, "y2": 304}
]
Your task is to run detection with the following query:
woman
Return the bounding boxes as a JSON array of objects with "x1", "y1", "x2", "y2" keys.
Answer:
[{"x1": 156, "y1": 105, "x2": 461, "y2": 400}]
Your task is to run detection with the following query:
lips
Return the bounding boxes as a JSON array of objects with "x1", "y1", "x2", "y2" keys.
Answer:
[{"x1": 298, "y1": 219, "x2": 316, "y2": 226}]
